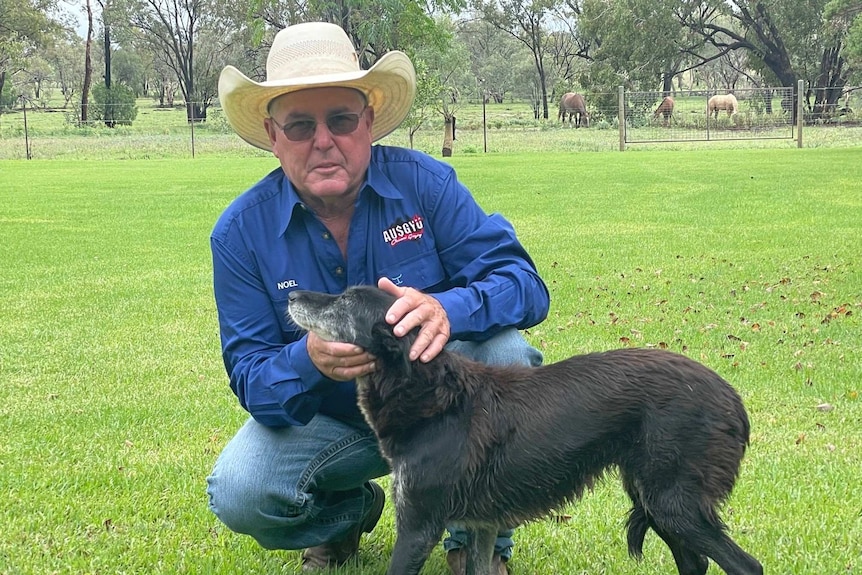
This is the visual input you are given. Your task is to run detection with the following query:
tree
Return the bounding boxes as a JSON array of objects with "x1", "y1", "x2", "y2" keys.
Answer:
[
  {"x1": 458, "y1": 19, "x2": 527, "y2": 103},
  {"x1": 112, "y1": 47, "x2": 147, "y2": 96},
  {"x1": 126, "y1": 0, "x2": 221, "y2": 121},
  {"x1": 409, "y1": 16, "x2": 472, "y2": 155},
  {"x1": 674, "y1": 0, "x2": 858, "y2": 120},
  {"x1": 0, "y1": 0, "x2": 60, "y2": 105},
  {"x1": 82, "y1": 0, "x2": 94, "y2": 122},
  {"x1": 575, "y1": 0, "x2": 706, "y2": 95},
  {"x1": 241, "y1": 0, "x2": 466, "y2": 69},
  {"x1": 826, "y1": 0, "x2": 862, "y2": 86},
  {"x1": 395, "y1": 57, "x2": 440, "y2": 149},
  {"x1": 474, "y1": 0, "x2": 558, "y2": 119},
  {"x1": 45, "y1": 30, "x2": 85, "y2": 107}
]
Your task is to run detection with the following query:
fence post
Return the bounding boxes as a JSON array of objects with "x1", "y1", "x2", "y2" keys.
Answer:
[
  {"x1": 482, "y1": 91, "x2": 487, "y2": 153},
  {"x1": 618, "y1": 86, "x2": 625, "y2": 151},
  {"x1": 190, "y1": 102, "x2": 196, "y2": 158},
  {"x1": 22, "y1": 96, "x2": 32, "y2": 160},
  {"x1": 796, "y1": 79, "x2": 804, "y2": 148}
]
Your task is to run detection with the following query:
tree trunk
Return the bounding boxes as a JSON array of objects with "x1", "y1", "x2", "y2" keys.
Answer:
[
  {"x1": 103, "y1": 25, "x2": 112, "y2": 89},
  {"x1": 81, "y1": 0, "x2": 94, "y2": 124},
  {"x1": 536, "y1": 60, "x2": 549, "y2": 120},
  {"x1": 442, "y1": 115, "x2": 455, "y2": 157},
  {"x1": 104, "y1": 23, "x2": 114, "y2": 127},
  {"x1": 661, "y1": 72, "x2": 673, "y2": 96},
  {"x1": 812, "y1": 45, "x2": 848, "y2": 120}
]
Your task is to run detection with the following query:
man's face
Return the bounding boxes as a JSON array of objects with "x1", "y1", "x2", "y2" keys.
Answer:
[{"x1": 265, "y1": 87, "x2": 374, "y2": 205}]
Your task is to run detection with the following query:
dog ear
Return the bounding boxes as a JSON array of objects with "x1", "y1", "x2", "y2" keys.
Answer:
[{"x1": 370, "y1": 322, "x2": 413, "y2": 375}]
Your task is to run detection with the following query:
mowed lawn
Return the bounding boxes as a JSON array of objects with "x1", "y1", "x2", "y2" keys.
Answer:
[{"x1": 1, "y1": 148, "x2": 860, "y2": 574}]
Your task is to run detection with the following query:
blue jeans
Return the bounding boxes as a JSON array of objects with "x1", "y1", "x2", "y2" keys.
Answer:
[{"x1": 206, "y1": 328, "x2": 543, "y2": 559}]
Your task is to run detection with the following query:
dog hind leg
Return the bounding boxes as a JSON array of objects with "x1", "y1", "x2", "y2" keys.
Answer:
[
  {"x1": 644, "y1": 492, "x2": 762, "y2": 575},
  {"x1": 624, "y1": 482, "x2": 708, "y2": 575},
  {"x1": 679, "y1": 527, "x2": 763, "y2": 575},
  {"x1": 648, "y1": 519, "x2": 709, "y2": 575}
]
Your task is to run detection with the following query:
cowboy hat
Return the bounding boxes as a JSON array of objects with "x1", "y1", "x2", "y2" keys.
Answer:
[{"x1": 218, "y1": 22, "x2": 416, "y2": 151}]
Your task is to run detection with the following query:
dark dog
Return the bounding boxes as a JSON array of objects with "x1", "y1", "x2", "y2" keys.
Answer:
[{"x1": 287, "y1": 286, "x2": 763, "y2": 575}]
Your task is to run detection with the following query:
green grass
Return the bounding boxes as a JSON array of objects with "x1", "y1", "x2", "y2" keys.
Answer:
[{"x1": 1, "y1": 148, "x2": 861, "y2": 574}]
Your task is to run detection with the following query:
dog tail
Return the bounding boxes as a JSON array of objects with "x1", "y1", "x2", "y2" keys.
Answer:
[{"x1": 625, "y1": 504, "x2": 649, "y2": 560}]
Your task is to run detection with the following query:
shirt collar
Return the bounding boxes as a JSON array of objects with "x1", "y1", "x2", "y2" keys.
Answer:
[{"x1": 277, "y1": 148, "x2": 404, "y2": 236}]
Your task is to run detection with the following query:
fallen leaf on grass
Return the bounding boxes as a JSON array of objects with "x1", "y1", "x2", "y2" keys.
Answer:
[{"x1": 822, "y1": 304, "x2": 852, "y2": 324}]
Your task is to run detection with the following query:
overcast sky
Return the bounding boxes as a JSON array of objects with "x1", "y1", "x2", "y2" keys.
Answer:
[{"x1": 59, "y1": 0, "x2": 88, "y2": 38}]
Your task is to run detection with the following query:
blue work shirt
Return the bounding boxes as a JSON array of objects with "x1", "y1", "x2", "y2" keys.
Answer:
[{"x1": 211, "y1": 145, "x2": 549, "y2": 427}]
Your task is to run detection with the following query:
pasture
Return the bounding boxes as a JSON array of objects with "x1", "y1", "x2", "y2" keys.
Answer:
[
  {"x1": 1, "y1": 95, "x2": 862, "y2": 160},
  {"x1": 1, "y1": 148, "x2": 861, "y2": 574}
]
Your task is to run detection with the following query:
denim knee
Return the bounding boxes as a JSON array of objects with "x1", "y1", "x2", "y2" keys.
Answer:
[
  {"x1": 207, "y1": 454, "x2": 304, "y2": 548},
  {"x1": 206, "y1": 415, "x2": 389, "y2": 550},
  {"x1": 448, "y1": 328, "x2": 543, "y2": 368}
]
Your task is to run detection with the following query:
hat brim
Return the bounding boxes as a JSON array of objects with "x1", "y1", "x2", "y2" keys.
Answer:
[{"x1": 218, "y1": 51, "x2": 416, "y2": 151}]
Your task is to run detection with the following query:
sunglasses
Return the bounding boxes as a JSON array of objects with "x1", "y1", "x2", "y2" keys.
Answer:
[{"x1": 271, "y1": 107, "x2": 366, "y2": 142}]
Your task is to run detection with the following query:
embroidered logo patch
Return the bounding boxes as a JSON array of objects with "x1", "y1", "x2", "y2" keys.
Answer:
[{"x1": 382, "y1": 215, "x2": 424, "y2": 246}]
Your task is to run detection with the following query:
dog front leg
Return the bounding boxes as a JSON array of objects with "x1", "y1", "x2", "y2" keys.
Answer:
[
  {"x1": 386, "y1": 518, "x2": 443, "y2": 575},
  {"x1": 465, "y1": 527, "x2": 497, "y2": 575}
]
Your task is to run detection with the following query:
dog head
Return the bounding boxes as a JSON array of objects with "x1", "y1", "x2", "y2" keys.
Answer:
[{"x1": 287, "y1": 286, "x2": 414, "y2": 371}]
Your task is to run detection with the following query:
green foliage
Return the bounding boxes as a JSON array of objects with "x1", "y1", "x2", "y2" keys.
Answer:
[
  {"x1": 579, "y1": 0, "x2": 684, "y2": 91},
  {"x1": 1, "y1": 149, "x2": 861, "y2": 573},
  {"x1": 833, "y1": 0, "x2": 862, "y2": 74},
  {"x1": 0, "y1": 79, "x2": 16, "y2": 108},
  {"x1": 91, "y1": 83, "x2": 139, "y2": 126}
]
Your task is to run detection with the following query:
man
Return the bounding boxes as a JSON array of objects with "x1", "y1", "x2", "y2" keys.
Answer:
[{"x1": 206, "y1": 21, "x2": 549, "y2": 575}]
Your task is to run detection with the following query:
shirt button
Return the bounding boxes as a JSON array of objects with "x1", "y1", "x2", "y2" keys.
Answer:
[
  {"x1": 335, "y1": 267, "x2": 344, "y2": 276},
  {"x1": 322, "y1": 232, "x2": 331, "y2": 240}
]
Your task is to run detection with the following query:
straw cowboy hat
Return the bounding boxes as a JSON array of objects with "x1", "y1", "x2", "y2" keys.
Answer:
[{"x1": 218, "y1": 22, "x2": 416, "y2": 151}]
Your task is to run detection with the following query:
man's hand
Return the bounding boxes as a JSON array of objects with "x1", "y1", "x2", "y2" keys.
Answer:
[
  {"x1": 306, "y1": 331, "x2": 377, "y2": 381},
  {"x1": 378, "y1": 277, "x2": 450, "y2": 363}
]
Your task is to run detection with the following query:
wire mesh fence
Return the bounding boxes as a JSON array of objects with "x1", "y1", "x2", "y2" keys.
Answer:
[
  {"x1": 622, "y1": 87, "x2": 797, "y2": 144},
  {"x1": 1, "y1": 85, "x2": 860, "y2": 160}
]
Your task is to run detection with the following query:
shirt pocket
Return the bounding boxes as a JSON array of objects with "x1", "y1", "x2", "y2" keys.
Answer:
[{"x1": 378, "y1": 250, "x2": 447, "y2": 292}]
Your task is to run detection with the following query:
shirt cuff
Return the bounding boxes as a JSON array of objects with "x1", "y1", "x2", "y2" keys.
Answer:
[{"x1": 432, "y1": 289, "x2": 473, "y2": 338}]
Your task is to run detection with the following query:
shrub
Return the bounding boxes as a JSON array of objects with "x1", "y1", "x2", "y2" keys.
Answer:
[
  {"x1": 91, "y1": 83, "x2": 138, "y2": 126},
  {"x1": 0, "y1": 82, "x2": 16, "y2": 110}
]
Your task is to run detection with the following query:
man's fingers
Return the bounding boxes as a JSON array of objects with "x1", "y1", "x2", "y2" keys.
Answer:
[
  {"x1": 416, "y1": 332, "x2": 449, "y2": 363},
  {"x1": 306, "y1": 332, "x2": 375, "y2": 381}
]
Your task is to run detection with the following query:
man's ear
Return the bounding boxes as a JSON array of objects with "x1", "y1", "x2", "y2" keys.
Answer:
[
  {"x1": 263, "y1": 118, "x2": 279, "y2": 147},
  {"x1": 370, "y1": 322, "x2": 412, "y2": 375}
]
